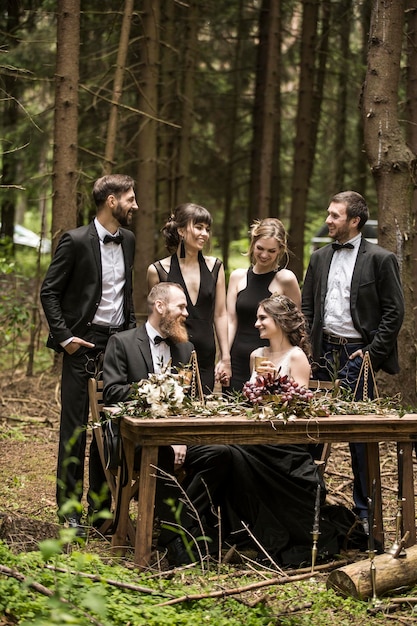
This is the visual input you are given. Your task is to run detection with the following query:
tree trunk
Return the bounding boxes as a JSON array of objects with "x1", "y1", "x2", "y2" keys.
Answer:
[
  {"x1": 1, "y1": 0, "x2": 21, "y2": 253},
  {"x1": 51, "y1": 0, "x2": 80, "y2": 252},
  {"x1": 361, "y1": 0, "x2": 417, "y2": 404},
  {"x1": 308, "y1": 0, "x2": 330, "y2": 186},
  {"x1": 269, "y1": 1, "x2": 282, "y2": 221},
  {"x1": 334, "y1": 0, "x2": 353, "y2": 190},
  {"x1": 327, "y1": 545, "x2": 417, "y2": 599},
  {"x1": 288, "y1": 0, "x2": 319, "y2": 281},
  {"x1": 175, "y1": 0, "x2": 198, "y2": 204},
  {"x1": 134, "y1": 0, "x2": 160, "y2": 319},
  {"x1": 103, "y1": 0, "x2": 134, "y2": 175},
  {"x1": 353, "y1": 0, "x2": 371, "y2": 195},
  {"x1": 222, "y1": 0, "x2": 246, "y2": 270},
  {"x1": 158, "y1": 0, "x2": 179, "y2": 226},
  {"x1": 248, "y1": 0, "x2": 280, "y2": 223},
  {"x1": 405, "y1": 1, "x2": 417, "y2": 392}
]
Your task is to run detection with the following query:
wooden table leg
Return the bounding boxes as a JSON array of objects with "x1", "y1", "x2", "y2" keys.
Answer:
[
  {"x1": 111, "y1": 437, "x2": 135, "y2": 554},
  {"x1": 366, "y1": 442, "x2": 384, "y2": 549},
  {"x1": 134, "y1": 445, "x2": 158, "y2": 569},
  {"x1": 400, "y1": 442, "x2": 416, "y2": 547}
]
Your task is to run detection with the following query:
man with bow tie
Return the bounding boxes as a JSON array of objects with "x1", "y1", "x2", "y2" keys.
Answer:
[
  {"x1": 103, "y1": 282, "x2": 232, "y2": 565},
  {"x1": 302, "y1": 190, "x2": 404, "y2": 527},
  {"x1": 41, "y1": 174, "x2": 139, "y2": 536}
]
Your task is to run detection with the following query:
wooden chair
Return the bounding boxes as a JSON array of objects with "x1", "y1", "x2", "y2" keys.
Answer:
[
  {"x1": 308, "y1": 379, "x2": 340, "y2": 475},
  {"x1": 88, "y1": 377, "x2": 138, "y2": 543}
]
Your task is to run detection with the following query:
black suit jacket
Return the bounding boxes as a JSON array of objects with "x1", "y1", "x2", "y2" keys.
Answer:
[
  {"x1": 40, "y1": 221, "x2": 136, "y2": 351},
  {"x1": 103, "y1": 325, "x2": 194, "y2": 404},
  {"x1": 302, "y1": 237, "x2": 405, "y2": 374}
]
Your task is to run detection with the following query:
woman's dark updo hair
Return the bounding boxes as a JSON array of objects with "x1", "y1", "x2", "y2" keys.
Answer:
[
  {"x1": 161, "y1": 203, "x2": 212, "y2": 254},
  {"x1": 258, "y1": 294, "x2": 311, "y2": 358}
]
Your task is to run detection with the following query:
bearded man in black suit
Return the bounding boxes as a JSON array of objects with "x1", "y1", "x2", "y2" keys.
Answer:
[
  {"x1": 103, "y1": 282, "x2": 231, "y2": 565},
  {"x1": 302, "y1": 190, "x2": 405, "y2": 528},
  {"x1": 41, "y1": 174, "x2": 138, "y2": 535}
]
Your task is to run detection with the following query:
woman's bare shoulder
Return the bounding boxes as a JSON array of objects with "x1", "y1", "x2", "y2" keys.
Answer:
[
  {"x1": 203, "y1": 255, "x2": 221, "y2": 271},
  {"x1": 229, "y1": 267, "x2": 248, "y2": 280},
  {"x1": 276, "y1": 268, "x2": 298, "y2": 284},
  {"x1": 153, "y1": 255, "x2": 172, "y2": 271}
]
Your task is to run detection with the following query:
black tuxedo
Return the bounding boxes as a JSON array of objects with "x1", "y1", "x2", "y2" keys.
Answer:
[
  {"x1": 302, "y1": 237, "x2": 404, "y2": 374},
  {"x1": 103, "y1": 325, "x2": 193, "y2": 404},
  {"x1": 41, "y1": 221, "x2": 136, "y2": 351},
  {"x1": 40, "y1": 221, "x2": 136, "y2": 513},
  {"x1": 302, "y1": 236, "x2": 404, "y2": 518},
  {"x1": 103, "y1": 325, "x2": 232, "y2": 548}
]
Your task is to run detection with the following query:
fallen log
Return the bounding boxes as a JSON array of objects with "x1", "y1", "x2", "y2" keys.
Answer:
[{"x1": 327, "y1": 544, "x2": 417, "y2": 600}]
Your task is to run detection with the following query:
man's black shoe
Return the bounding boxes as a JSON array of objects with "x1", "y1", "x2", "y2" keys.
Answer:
[
  {"x1": 65, "y1": 514, "x2": 87, "y2": 539},
  {"x1": 166, "y1": 536, "x2": 195, "y2": 567}
]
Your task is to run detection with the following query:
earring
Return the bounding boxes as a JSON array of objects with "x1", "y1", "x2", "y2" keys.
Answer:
[{"x1": 180, "y1": 237, "x2": 186, "y2": 258}]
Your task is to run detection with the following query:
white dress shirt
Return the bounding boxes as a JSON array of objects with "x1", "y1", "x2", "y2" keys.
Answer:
[
  {"x1": 145, "y1": 321, "x2": 171, "y2": 373},
  {"x1": 323, "y1": 234, "x2": 362, "y2": 338},
  {"x1": 93, "y1": 218, "x2": 125, "y2": 327}
]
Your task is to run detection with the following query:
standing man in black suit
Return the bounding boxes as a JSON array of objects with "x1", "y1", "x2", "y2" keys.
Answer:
[
  {"x1": 302, "y1": 190, "x2": 404, "y2": 528},
  {"x1": 41, "y1": 174, "x2": 138, "y2": 536},
  {"x1": 103, "y1": 282, "x2": 232, "y2": 565}
]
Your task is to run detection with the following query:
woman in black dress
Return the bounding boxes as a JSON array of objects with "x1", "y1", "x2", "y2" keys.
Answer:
[
  {"x1": 226, "y1": 218, "x2": 301, "y2": 392},
  {"x1": 225, "y1": 295, "x2": 366, "y2": 566},
  {"x1": 147, "y1": 203, "x2": 230, "y2": 393}
]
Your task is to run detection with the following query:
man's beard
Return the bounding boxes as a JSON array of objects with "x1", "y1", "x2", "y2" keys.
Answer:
[
  {"x1": 160, "y1": 315, "x2": 188, "y2": 344},
  {"x1": 112, "y1": 202, "x2": 131, "y2": 227}
]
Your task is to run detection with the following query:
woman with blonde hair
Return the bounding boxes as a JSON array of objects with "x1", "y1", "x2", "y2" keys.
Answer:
[{"x1": 226, "y1": 218, "x2": 300, "y2": 391}]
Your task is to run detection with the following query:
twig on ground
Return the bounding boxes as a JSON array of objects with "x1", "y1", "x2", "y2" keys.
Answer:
[
  {"x1": 44, "y1": 564, "x2": 173, "y2": 597},
  {"x1": 239, "y1": 520, "x2": 285, "y2": 574},
  {"x1": 0, "y1": 564, "x2": 104, "y2": 626},
  {"x1": 156, "y1": 570, "x2": 320, "y2": 607}
]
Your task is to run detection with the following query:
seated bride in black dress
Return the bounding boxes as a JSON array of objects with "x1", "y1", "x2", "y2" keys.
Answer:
[{"x1": 224, "y1": 294, "x2": 366, "y2": 566}]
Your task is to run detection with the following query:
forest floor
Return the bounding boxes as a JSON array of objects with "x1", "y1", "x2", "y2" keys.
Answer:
[{"x1": 0, "y1": 367, "x2": 416, "y2": 624}]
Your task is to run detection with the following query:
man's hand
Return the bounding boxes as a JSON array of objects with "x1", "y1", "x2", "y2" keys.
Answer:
[
  {"x1": 171, "y1": 444, "x2": 187, "y2": 466},
  {"x1": 349, "y1": 348, "x2": 363, "y2": 360},
  {"x1": 64, "y1": 337, "x2": 95, "y2": 354}
]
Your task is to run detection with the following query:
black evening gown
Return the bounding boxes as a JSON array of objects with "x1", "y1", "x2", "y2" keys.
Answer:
[
  {"x1": 223, "y1": 443, "x2": 366, "y2": 566},
  {"x1": 225, "y1": 347, "x2": 367, "y2": 566},
  {"x1": 152, "y1": 252, "x2": 222, "y2": 393},
  {"x1": 229, "y1": 267, "x2": 277, "y2": 392}
]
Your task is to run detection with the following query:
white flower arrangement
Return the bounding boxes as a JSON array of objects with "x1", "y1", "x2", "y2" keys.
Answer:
[{"x1": 125, "y1": 371, "x2": 186, "y2": 418}]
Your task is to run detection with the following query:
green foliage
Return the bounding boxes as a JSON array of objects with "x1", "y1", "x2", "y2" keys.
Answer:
[
  {"x1": 0, "y1": 542, "x2": 276, "y2": 625},
  {"x1": 2, "y1": 539, "x2": 413, "y2": 625}
]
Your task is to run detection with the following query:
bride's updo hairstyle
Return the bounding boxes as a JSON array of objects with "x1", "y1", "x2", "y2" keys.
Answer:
[
  {"x1": 258, "y1": 294, "x2": 311, "y2": 357},
  {"x1": 161, "y1": 203, "x2": 213, "y2": 254}
]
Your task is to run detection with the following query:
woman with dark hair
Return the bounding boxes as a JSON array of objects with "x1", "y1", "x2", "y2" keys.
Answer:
[
  {"x1": 147, "y1": 203, "x2": 230, "y2": 393},
  {"x1": 248, "y1": 293, "x2": 311, "y2": 386},
  {"x1": 224, "y1": 294, "x2": 366, "y2": 566},
  {"x1": 226, "y1": 218, "x2": 301, "y2": 392}
]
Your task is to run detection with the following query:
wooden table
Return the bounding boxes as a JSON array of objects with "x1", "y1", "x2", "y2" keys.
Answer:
[{"x1": 111, "y1": 413, "x2": 417, "y2": 568}]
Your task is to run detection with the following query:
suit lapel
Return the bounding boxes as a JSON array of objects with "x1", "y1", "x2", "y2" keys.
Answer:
[
  {"x1": 350, "y1": 237, "x2": 367, "y2": 307},
  {"x1": 320, "y1": 245, "x2": 335, "y2": 310},
  {"x1": 88, "y1": 222, "x2": 102, "y2": 282},
  {"x1": 137, "y1": 326, "x2": 154, "y2": 374}
]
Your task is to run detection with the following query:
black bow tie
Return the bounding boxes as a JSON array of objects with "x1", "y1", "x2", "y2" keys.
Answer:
[
  {"x1": 103, "y1": 233, "x2": 123, "y2": 244},
  {"x1": 154, "y1": 335, "x2": 171, "y2": 346},
  {"x1": 332, "y1": 242, "x2": 354, "y2": 251}
]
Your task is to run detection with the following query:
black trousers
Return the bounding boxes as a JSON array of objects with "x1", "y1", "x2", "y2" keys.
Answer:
[
  {"x1": 156, "y1": 444, "x2": 232, "y2": 546},
  {"x1": 56, "y1": 328, "x2": 114, "y2": 514}
]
